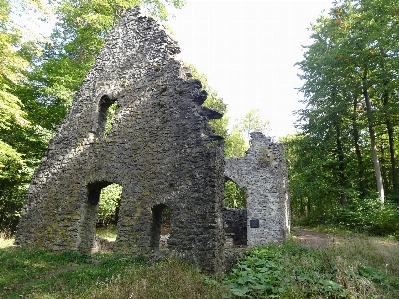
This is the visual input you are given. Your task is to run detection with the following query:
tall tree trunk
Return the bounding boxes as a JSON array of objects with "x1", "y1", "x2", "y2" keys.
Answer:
[
  {"x1": 379, "y1": 143, "x2": 390, "y2": 192},
  {"x1": 363, "y1": 82, "x2": 385, "y2": 203},
  {"x1": 352, "y1": 97, "x2": 366, "y2": 197},
  {"x1": 382, "y1": 89, "x2": 398, "y2": 193},
  {"x1": 336, "y1": 118, "x2": 347, "y2": 205}
]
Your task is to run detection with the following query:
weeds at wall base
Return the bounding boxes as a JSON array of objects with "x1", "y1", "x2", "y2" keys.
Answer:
[
  {"x1": 1, "y1": 233, "x2": 398, "y2": 299},
  {"x1": 224, "y1": 238, "x2": 399, "y2": 299}
]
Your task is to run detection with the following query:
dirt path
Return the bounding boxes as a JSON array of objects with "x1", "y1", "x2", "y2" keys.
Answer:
[{"x1": 292, "y1": 228, "x2": 338, "y2": 249}]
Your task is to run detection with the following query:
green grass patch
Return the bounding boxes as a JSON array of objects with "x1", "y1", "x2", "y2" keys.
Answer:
[
  {"x1": 95, "y1": 224, "x2": 118, "y2": 241},
  {"x1": 0, "y1": 246, "x2": 89, "y2": 294},
  {"x1": 0, "y1": 242, "x2": 230, "y2": 299},
  {"x1": 1, "y1": 233, "x2": 398, "y2": 299}
]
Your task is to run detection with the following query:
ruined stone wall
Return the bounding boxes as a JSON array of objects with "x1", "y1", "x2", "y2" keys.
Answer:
[
  {"x1": 225, "y1": 132, "x2": 290, "y2": 246},
  {"x1": 15, "y1": 7, "x2": 226, "y2": 274},
  {"x1": 222, "y1": 208, "x2": 247, "y2": 246}
]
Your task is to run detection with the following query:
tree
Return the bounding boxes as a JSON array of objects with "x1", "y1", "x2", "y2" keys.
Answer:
[
  {"x1": 0, "y1": 0, "x2": 51, "y2": 231},
  {"x1": 235, "y1": 109, "x2": 270, "y2": 142},
  {"x1": 295, "y1": 0, "x2": 399, "y2": 205}
]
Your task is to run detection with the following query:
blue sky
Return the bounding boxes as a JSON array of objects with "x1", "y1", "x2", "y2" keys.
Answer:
[{"x1": 167, "y1": 0, "x2": 334, "y2": 138}]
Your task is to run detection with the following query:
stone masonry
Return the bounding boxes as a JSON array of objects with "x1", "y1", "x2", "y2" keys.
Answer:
[
  {"x1": 222, "y1": 208, "x2": 247, "y2": 246},
  {"x1": 225, "y1": 132, "x2": 290, "y2": 246},
  {"x1": 15, "y1": 7, "x2": 226, "y2": 274}
]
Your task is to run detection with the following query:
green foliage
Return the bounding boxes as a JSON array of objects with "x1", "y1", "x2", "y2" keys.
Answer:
[
  {"x1": 293, "y1": 0, "x2": 399, "y2": 209},
  {"x1": 103, "y1": 101, "x2": 118, "y2": 136},
  {"x1": 98, "y1": 183, "x2": 122, "y2": 226},
  {"x1": 225, "y1": 239, "x2": 399, "y2": 298},
  {"x1": 234, "y1": 109, "x2": 269, "y2": 142},
  {"x1": 224, "y1": 180, "x2": 246, "y2": 209},
  {"x1": 0, "y1": 0, "x2": 52, "y2": 234},
  {"x1": 225, "y1": 128, "x2": 247, "y2": 158},
  {"x1": 0, "y1": 184, "x2": 28, "y2": 233},
  {"x1": 225, "y1": 242, "x2": 347, "y2": 298},
  {"x1": 327, "y1": 198, "x2": 399, "y2": 236}
]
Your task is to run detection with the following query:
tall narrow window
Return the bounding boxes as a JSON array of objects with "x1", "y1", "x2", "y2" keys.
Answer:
[
  {"x1": 223, "y1": 178, "x2": 247, "y2": 247},
  {"x1": 97, "y1": 96, "x2": 117, "y2": 137}
]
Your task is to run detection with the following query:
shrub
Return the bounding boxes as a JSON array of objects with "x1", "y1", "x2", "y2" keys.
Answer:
[{"x1": 328, "y1": 198, "x2": 399, "y2": 236}]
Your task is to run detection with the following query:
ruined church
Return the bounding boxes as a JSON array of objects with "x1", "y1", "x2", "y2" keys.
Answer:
[{"x1": 15, "y1": 7, "x2": 290, "y2": 274}]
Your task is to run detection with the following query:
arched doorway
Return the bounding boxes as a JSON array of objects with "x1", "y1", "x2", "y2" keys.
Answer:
[
  {"x1": 87, "y1": 181, "x2": 123, "y2": 252},
  {"x1": 150, "y1": 203, "x2": 172, "y2": 250}
]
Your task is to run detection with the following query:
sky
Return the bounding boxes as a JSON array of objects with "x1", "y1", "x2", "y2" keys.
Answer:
[
  {"x1": 25, "y1": 0, "x2": 335, "y2": 138},
  {"x1": 166, "y1": 0, "x2": 334, "y2": 138}
]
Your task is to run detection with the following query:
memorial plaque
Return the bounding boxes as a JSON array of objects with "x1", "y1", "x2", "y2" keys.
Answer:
[{"x1": 250, "y1": 219, "x2": 259, "y2": 228}]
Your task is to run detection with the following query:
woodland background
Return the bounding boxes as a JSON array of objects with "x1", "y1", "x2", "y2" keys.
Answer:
[{"x1": 1, "y1": 0, "x2": 399, "y2": 238}]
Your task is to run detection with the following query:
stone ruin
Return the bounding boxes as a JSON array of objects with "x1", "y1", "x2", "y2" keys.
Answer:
[
  {"x1": 224, "y1": 132, "x2": 290, "y2": 247},
  {"x1": 15, "y1": 7, "x2": 290, "y2": 274}
]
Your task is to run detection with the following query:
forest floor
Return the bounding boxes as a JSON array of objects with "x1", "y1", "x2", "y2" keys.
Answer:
[
  {"x1": 293, "y1": 228, "x2": 338, "y2": 248},
  {"x1": 1, "y1": 229, "x2": 398, "y2": 298},
  {"x1": 292, "y1": 227, "x2": 398, "y2": 249}
]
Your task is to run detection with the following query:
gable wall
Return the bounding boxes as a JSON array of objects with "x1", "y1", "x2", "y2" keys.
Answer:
[{"x1": 15, "y1": 7, "x2": 225, "y2": 274}]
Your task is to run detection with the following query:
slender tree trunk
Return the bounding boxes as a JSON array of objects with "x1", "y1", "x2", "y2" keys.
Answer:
[
  {"x1": 379, "y1": 143, "x2": 390, "y2": 192},
  {"x1": 352, "y1": 97, "x2": 366, "y2": 197},
  {"x1": 306, "y1": 198, "x2": 311, "y2": 217},
  {"x1": 363, "y1": 82, "x2": 385, "y2": 203},
  {"x1": 336, "y1": 118, "x2": 347, "y2": 205},
  {"x1": 383, "y1": 90, "x2": 398, "y2": 192}
]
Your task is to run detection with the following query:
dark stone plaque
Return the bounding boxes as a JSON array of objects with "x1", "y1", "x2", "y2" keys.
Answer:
[{"x1": 250, "y1": 219, "x2": 259, "y2": 228}]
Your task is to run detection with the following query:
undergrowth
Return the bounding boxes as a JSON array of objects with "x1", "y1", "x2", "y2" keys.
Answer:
[
  {"x1": 1, "y1": 233, "x2": 398, "y2": 299},
  {"x1": 295, "y1": 198, "x2": 399, "y2": 239},
  {"x1": 224, "y1": 239, "x2": 399, "y2": 298}
]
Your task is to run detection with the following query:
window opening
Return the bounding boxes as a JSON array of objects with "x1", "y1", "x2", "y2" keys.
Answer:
[
  {"x1": 104, "y1": 101, "x2": 118, "y2": 136},
  {"x1": 150, "y1": 204, "x2": 172, "y2": 250},
  {"x1": 223, "y1": 178, "x2": 247, "y2": 247},
  {"x1": 224, "y1": 179, "x2": 246, "y2": 208},
  {"x1": 97, "y1": 96, "x2": 118, "y2": 137}
]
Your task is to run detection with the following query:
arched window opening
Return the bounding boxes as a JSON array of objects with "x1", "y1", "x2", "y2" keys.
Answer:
[
  {"x1": 150, "y1": 204, "x2": 172, "y2": 250},
  {"x1": 224, "y1": 179, "x2": 246, "y2": 208},
  {"x1": 87, "y1": 182, "x2": 122, "y2": 252},
  {"x1": 97, "y1": 96, "x2": 118, "y2": 137}
]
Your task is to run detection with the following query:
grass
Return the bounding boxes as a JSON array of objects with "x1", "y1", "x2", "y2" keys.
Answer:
[
  {"x1": 0, "y1": 229, "x2": 398, "y2": 299},
  {"x1": 95, "y1": 224, "x2": 117, "y2": 241},
  {"x1": 0, "y1": 240, "x2": 230, "y2": 299}
]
